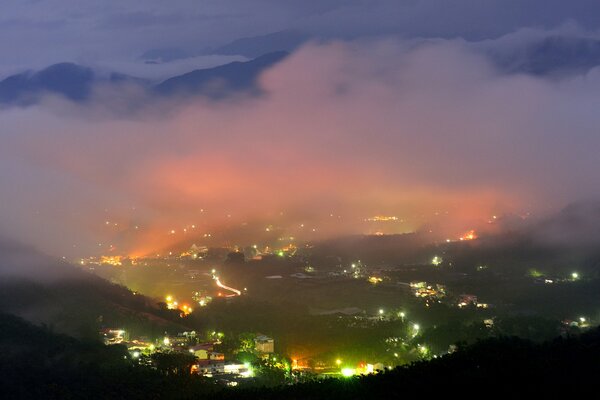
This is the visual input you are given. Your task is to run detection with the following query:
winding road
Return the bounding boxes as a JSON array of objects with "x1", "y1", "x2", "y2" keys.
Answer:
[{"x1": 214, "y1": 277, "x2": 241, "y2": 297}]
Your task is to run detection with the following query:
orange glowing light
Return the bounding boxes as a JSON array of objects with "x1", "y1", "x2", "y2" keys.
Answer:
[
  {"x1": 100, "y1": 255, "x2": 123, "y2": 266},
  {"x1": 459, "y1": 230, "x2": 477, "y2": 241}
]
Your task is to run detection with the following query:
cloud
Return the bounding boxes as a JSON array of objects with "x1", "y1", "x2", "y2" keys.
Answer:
[
  {"x1": 3, "y1": 0, "x2": 600, "y2": 75},
  {"x1": 94, "y1": 54, "x2": 248, "y2": 82},
  {"x1": 2, "y1": 37, "x2": 600, "y2": 257}
]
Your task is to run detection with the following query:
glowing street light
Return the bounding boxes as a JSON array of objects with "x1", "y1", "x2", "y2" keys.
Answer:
[
  {"x1": 336, "y1": 359, "x2": 342, "y2": 366},
  {"x1": 341, "y1": 368, "x2": 355, "y2": 377},
  {"x1": 378, "y1": 309, "x2": 384, "y2": 315},
  {"x1": 241, "y1": 364, "x2": 254, "y2": 378},
  {"x1": 572, "y1": 272, "x2": 579, "y2": 280}
]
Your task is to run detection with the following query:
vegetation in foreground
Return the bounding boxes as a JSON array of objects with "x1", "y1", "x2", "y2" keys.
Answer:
[{"x1": 1, "y1": 312, "x2": 598, "y2": 399}]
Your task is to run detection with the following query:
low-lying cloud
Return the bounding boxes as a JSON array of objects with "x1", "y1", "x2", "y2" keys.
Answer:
[{"x1": 2, "y1": 36, "x2": 600, "y2": 257}]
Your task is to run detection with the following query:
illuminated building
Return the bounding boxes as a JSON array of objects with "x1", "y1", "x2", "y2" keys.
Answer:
[
  {"x1": 193, "y1": 359, "x2": 225, "y2": 375},
  {"x1": 254, "y1": 335, "x2": 275, "y2": 354},
  {"x1": 101, "y1": 328, "x2": 127, "y2": 345},
  {"x1": 189, "y1": 343, "x2": 214, "y2": 359},
  {"x1": 100, "y1": 256, "x2": 123, "y2": 266},
  {"x1": 457, "y1": 294, "x2": 479, "y2": 308}
]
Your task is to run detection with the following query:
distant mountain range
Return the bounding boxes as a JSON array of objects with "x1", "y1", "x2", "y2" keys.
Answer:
[
  {"x1": 154, "y1": 51, "x2": 288, "y2": 97},
  {"x1": 138, "y1": 30, "x2": 308, "y2": 63},
  {"x1": 0, "y1": 63, "x2": 96, "y2": 105},
  {"x1": 3, "y1": 34, "x2": 600, "y2": 107},
  {"x1": 209, "y1": 30, "x2": 309, "y2": 58},
  {"x1": 0, "y1": 51, "x2": 289, "y2": 106},
  {"x1": 488, "y1": 35, "x2": 600, "y2": 76}
]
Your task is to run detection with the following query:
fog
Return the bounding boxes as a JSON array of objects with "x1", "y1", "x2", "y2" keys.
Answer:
[{"x1": 2, "y1": 36, "x2": 600, "y2": 257}]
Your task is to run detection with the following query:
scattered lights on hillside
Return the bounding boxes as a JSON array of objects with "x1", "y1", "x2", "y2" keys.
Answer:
[
  {"x1": 181, "y1": 304, "x2": 193, "y2": 315},
  {"x1": 459, "y1": 230, "x2": 477, "y2": 241},
  {"x1": 165, "y1": 295, "x2": 193, "y2": 315},
  {"x1": 100, "y1": 255, "x2": 122, "y2": 266},
  {"x1": 365, "y1": 216, "x2": 399, "y2": 222}
]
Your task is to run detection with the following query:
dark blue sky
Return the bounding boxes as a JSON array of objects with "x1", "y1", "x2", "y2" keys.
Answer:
[{"x1": 2, "y1": 0, "x2": 600, "y2": 74}]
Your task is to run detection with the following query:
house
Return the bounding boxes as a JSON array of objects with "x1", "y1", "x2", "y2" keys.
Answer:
[
  {"x1": 192, "y1": 359, "x2": 224, "y2": 375},
  {"x1": 224, "y1": 361, "x2": 253, "y2": 377},
  {"x1": 254, "y1": 335, "x2": 274, "y2": 354},
  {"x1": 457, "y1": 294, "x2": 478, "y2": 307},
  {"x1": 188, "y1": 343, "x2": 214, "y2": 359},
  {"x1": 209, "y1": 351, "x2": 224, "y2": 360}
]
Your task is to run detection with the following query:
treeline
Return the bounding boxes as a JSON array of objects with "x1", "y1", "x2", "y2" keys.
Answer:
[
  {"x1": 229, "y1": 329, "x2": 600, "y2": 399},
  {"x1": 0, "y1": 275, "x2": 187, "y2": 339},
  {"x1": 1, "y1": 312, "x2": 599, "y2": 399}
]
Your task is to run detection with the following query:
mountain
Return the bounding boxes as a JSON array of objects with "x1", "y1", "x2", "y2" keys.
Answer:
[
  {"x1": 530, "y1": 200, "x2": 600, "y2": 247},
  {"x1": 0, "y1": 240, "x2": 186, "y2": 339},
  {"x1": 489, "y1": 35, "x2": 600, "y2": 76},
  {"x1": 211, "y1": 30, "x2": 309, "y2": 58},
  {"x1": 154, "y1": 51, "x2": 289, "y2": 98},
  {"x1": 0, "y1": 63, "x2": 147, "y2": 106},
  {"x1": 140, "y1": 47, "x2": 191, "y2": 63},
  {"x1": 0, "y1": 63, "x2": 95, "y2": 105},
  {"x1": 0, "y1": 52, "x2": 289, "y2": 106}
]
